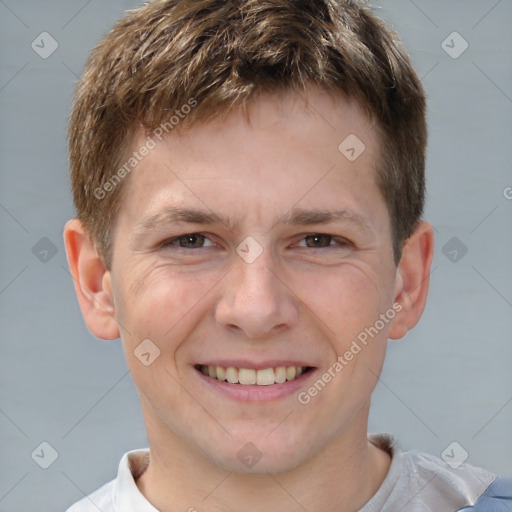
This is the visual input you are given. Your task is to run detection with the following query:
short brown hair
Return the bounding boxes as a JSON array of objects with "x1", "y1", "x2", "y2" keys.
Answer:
[{"x1": 68, "y1": 0, "x2": 427, "y2": 268}]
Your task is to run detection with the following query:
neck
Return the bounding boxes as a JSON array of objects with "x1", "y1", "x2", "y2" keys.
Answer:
[{"x1": 136, "y1": 404, "x2": 391, "y2": 512}]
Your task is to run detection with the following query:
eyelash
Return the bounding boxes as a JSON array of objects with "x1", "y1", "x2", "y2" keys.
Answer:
[{"x1": 161, "y1": 233, "x2": 352, "y2": 250}]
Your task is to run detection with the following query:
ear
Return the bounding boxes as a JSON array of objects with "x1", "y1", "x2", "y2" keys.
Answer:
[
  {"x1": 388, "y1": 221, "x2": 435, "y2": 340},
  {"x1": 63, "y1": 219, "x2": 120, "y2": 340}
]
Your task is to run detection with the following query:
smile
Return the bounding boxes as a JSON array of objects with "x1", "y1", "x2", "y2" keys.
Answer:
[{"x1": 195, "y1": 364, "x2": 313, "y2": 386}]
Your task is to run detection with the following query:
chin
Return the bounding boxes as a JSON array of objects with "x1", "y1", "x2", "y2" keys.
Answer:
[
  {"x1": 211, "y1": 451, "x2": 305, "y2": 475},
  {"x1": 198, "y1": 432, "x2": 312, "y2": 475}
]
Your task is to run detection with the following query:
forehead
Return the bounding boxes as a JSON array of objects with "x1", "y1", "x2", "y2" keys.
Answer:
[{"x1": 116, "y1": 86, "x2": 387, "y2": 233}]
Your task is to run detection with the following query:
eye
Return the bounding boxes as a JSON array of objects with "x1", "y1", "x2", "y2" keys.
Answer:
[
  {"x1": 301, "y1": 234, "x2": 333, "y2": 248},
  {"x1": 297, "y1": 233, "x2": 353, "y2": 249},
  {"x1": 163, "y1": 233, "x2": 215, "y2": 249},
  {"x1": 296, "y1": 234, "x2": 343, "y2": 248}
]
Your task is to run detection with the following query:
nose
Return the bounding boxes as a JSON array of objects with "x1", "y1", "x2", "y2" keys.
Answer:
[{"x1": 214, "y1": 250, "x2": 299, "y2": 339}]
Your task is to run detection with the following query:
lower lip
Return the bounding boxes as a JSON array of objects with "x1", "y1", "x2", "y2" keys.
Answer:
[{"x1": 195, "y1": 368, "x2": 316, "y2": 402}]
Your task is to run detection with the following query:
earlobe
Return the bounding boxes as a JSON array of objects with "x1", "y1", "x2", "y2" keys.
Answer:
[
  {"x1": 388, "y1": 221, "x2": 435, "y2": 340},
  {"x1": 63, "y1": 219, "x2": 120, "y2": 340}
]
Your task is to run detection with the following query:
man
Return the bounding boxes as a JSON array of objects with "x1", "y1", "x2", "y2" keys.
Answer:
[{"x1": 64, "y1": 1, "x2": 497, "y2": 510}]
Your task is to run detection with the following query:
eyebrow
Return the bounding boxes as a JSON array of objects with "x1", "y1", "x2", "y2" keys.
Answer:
[
  {"x1": 135, "y1": 206, "x2": 373, "y2": 234},
  {"x1": 135, "y1": 207, "x2": 238, "y2": 232},
  {"x1": 279, "y1": 208, "x2": 373, "y2": 234}
]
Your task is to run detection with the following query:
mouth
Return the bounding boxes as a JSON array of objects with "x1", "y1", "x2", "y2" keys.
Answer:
[{"x1": 194, "y1": 364, "x2": 314, "y2": 386}]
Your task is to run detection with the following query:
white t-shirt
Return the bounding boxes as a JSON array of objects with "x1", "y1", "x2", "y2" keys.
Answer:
[{"x1": 66, "y1": 434, "x2": 496, "y2": 512}]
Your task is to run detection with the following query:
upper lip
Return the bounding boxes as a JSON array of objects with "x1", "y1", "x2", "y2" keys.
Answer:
[{"x1": 196, "y1": 360, "x2": 314, "y2": 370}]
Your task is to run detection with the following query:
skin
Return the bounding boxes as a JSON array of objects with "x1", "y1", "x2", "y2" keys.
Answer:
[{"x1": 64, "y1": 86, "x2": 434, "y2": 512}]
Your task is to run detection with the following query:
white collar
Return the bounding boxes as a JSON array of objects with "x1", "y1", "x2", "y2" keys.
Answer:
[
  {"x1": 112, "y1": 449, "x2": 157, "y2": 511},
  {"x1": 110, "y1": 435, "x2": 399, "y2": 511}
]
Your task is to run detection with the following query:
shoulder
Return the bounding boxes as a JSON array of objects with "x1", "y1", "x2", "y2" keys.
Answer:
[
  {"x1": 366, "y1": 434, "x2": 497, "y2": 511},
  {"x1": 402, "y1": 449, "x2": 496, "y2": 502},
  {"x1": 469, "y1": 476, "x2": 512, "y2": 511},
  {"x1": 65, "y1": 479, "x2": 115, "y2": 512}
]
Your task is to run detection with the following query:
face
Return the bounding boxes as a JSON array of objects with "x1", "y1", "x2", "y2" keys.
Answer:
[{"x1": 106, "y1": 87, "x2": 402, "y2": 473}]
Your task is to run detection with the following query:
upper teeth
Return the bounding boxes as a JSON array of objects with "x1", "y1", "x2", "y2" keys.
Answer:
[{"x1": 200, "y1": 365, "x2": 306, "y2": 385}]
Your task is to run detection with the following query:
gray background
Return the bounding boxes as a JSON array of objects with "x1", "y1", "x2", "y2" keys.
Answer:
[{"x1": 0, "y1": 0, "x2": 511, "y2": 510}]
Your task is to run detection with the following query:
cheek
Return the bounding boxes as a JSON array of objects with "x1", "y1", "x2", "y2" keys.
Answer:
[
  {"x1": 113, "y1": 265, "x2": 218, "y2": 350},
  {"x1": 300, "y1": 264, "x2": 393, "y2": 343},
  {"x1": 299, "y1": 267, "x2": 393, "y2": 416}
]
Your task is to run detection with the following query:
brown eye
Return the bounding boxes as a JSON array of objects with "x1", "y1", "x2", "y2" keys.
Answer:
[
  {"x1": 303, "y1": 234, "x2": 334, "y2": 248},
  {"x1": 179, "y1": 234, "x2": 204, "y2": 248},
  {"x1": 168, "y1": 234, "x2": 213, "y2": 248}
]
